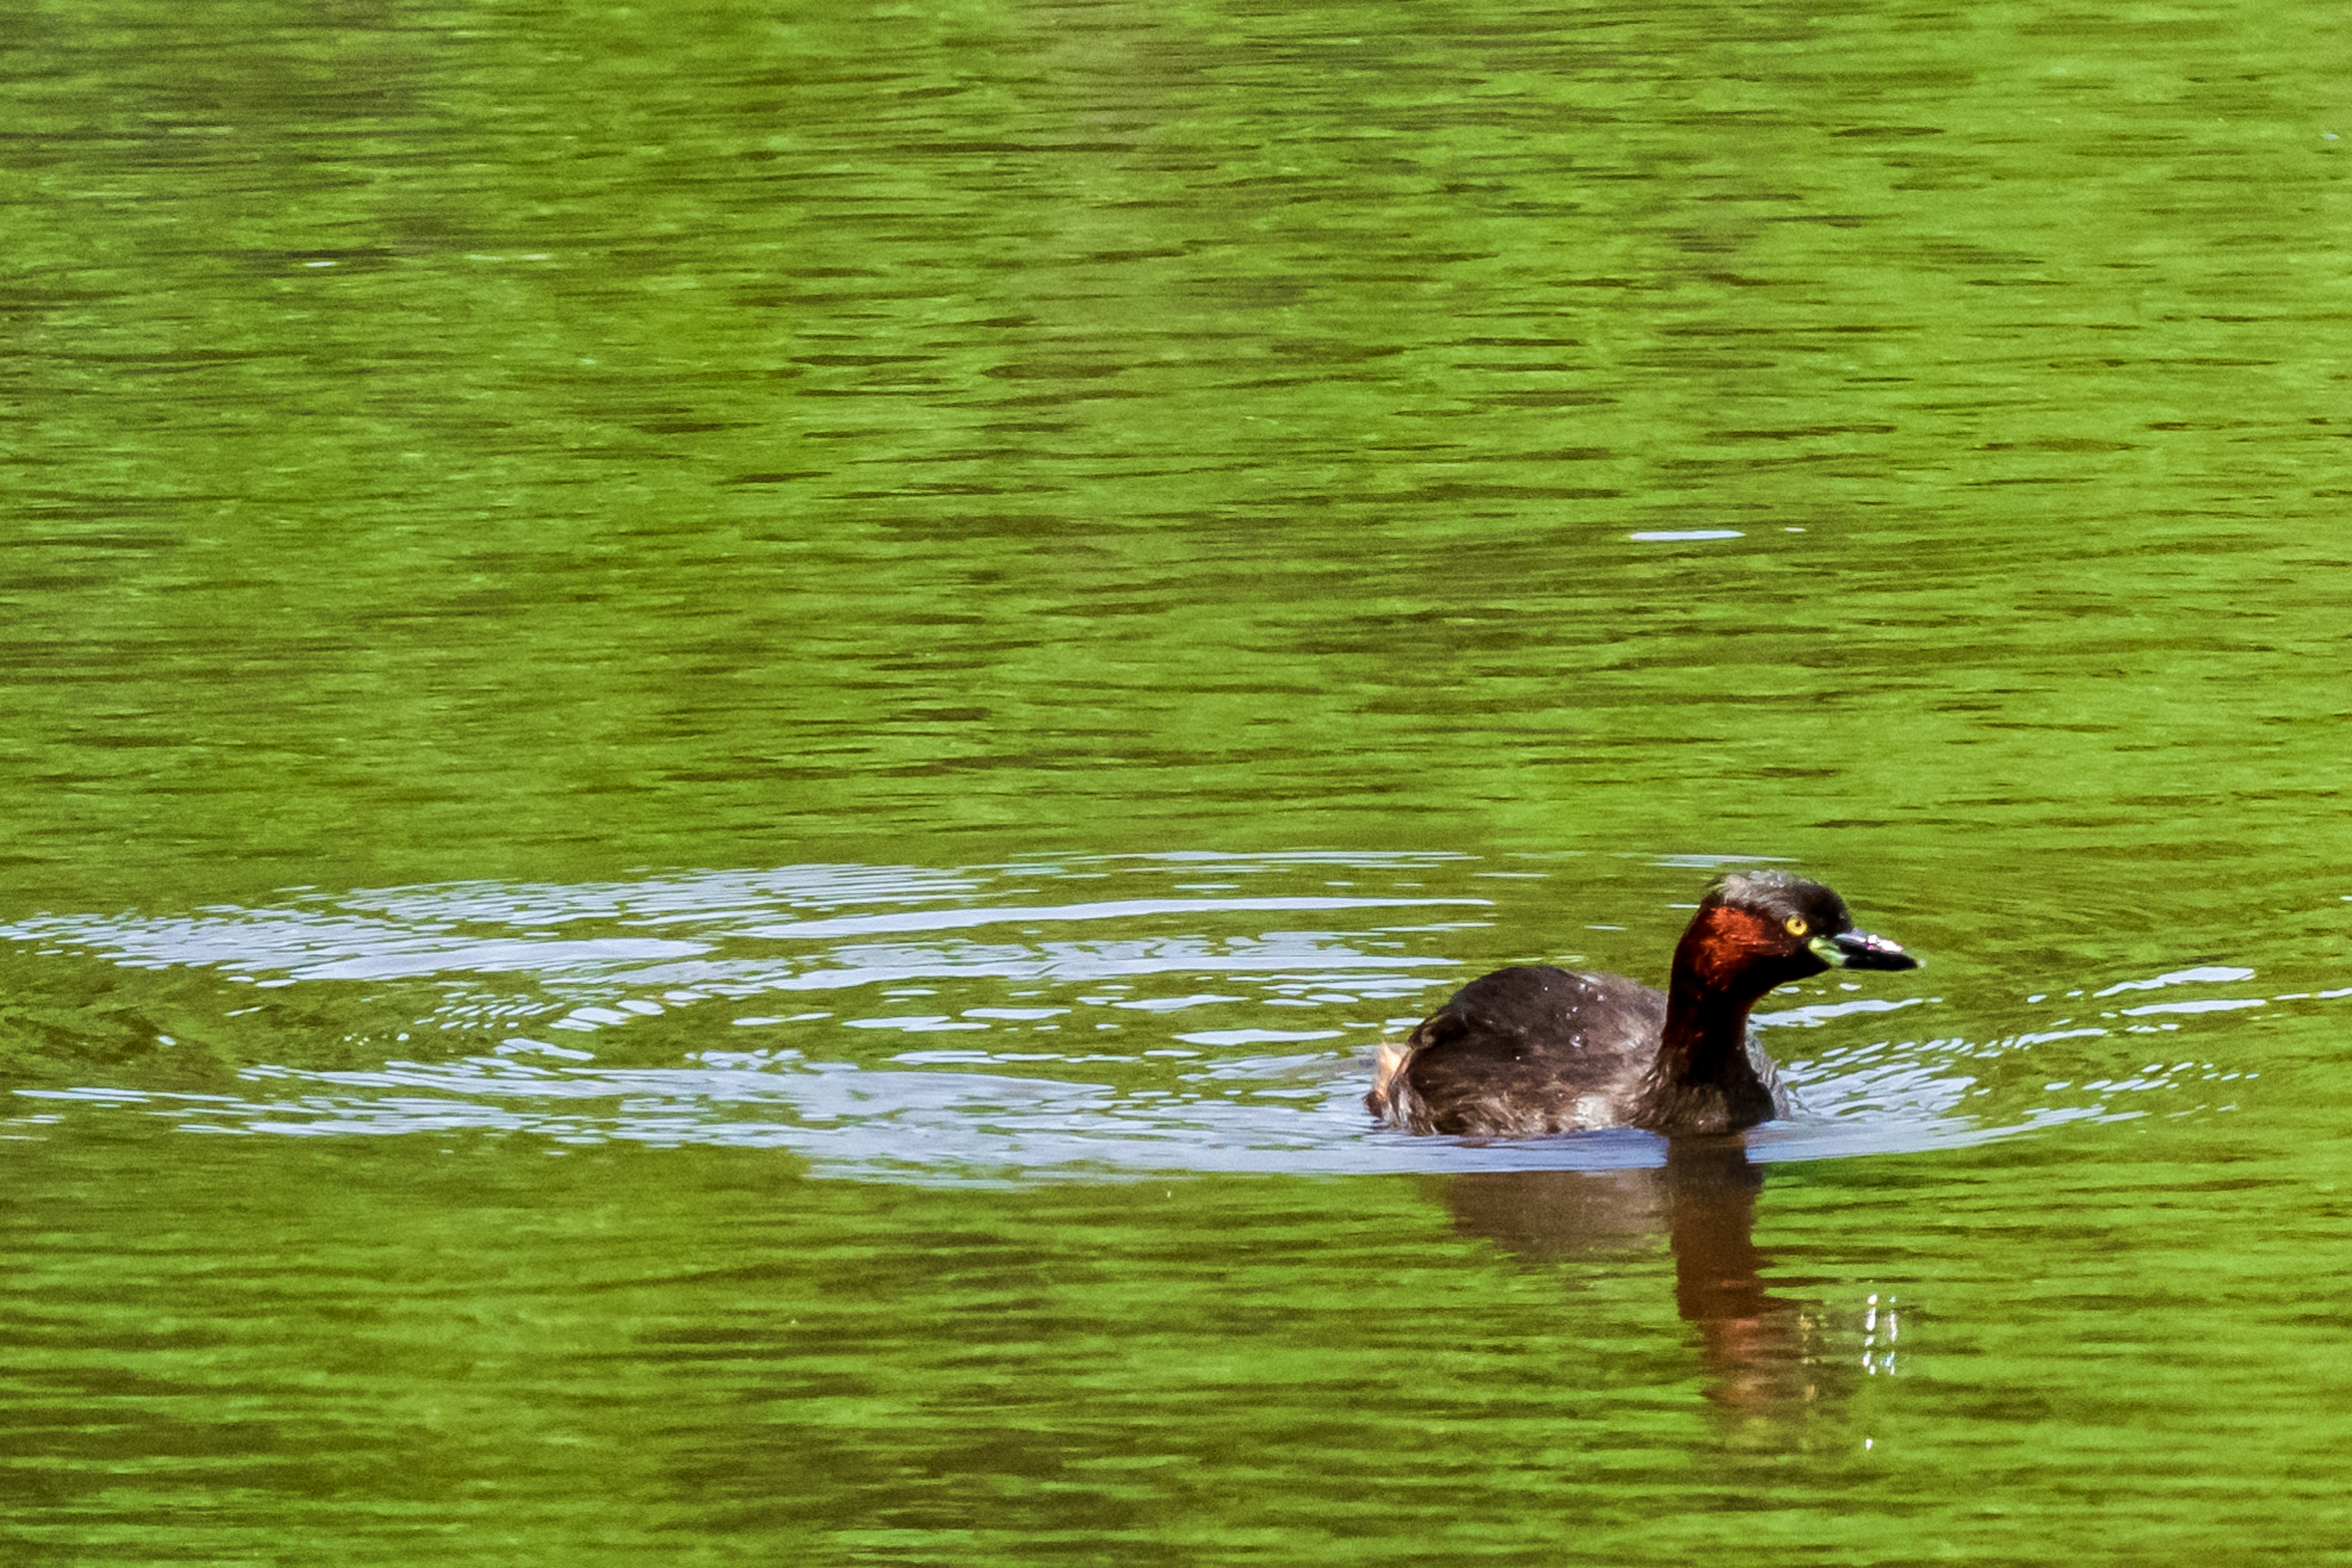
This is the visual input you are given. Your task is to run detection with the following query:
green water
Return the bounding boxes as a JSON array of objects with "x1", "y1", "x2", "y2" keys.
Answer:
[{"x1": 7, "y1": 0, "x2": 2352, "y2": 1559}]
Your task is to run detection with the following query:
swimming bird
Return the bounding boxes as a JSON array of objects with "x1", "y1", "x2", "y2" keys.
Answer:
[{"x1": 1366, "y1": 871, "x2": 1917, "y2": 1137}]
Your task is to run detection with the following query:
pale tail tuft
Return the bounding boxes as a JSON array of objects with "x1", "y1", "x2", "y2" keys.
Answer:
[{"x1": 1368, "y1": 1040, "x2": 1410, "y2": 1119}]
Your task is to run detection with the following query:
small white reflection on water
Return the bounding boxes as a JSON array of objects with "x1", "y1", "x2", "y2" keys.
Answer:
[
  {"x1": 2095, "y1": 965, "x2": 2255, "y2": 996},
  {"x1": 742, "y1": 895, "x2": 1488, "y2": 940}
]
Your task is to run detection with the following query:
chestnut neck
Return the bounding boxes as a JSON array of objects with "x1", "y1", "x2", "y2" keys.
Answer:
[{"x1": 1654, "y1": 907, "x2": 1787, "y2": 1087}]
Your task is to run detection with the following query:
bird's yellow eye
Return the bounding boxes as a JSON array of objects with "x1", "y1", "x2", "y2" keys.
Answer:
[{"x1": 1784, "y1": 916, "x2": 1809, "y2": 937}]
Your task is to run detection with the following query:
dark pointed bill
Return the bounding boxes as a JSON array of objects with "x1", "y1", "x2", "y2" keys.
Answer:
[{"x1": 1811, "y1": 930, "x2": 1919, "y2": 971}]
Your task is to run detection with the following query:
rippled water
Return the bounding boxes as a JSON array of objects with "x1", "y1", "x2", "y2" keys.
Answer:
[
  {"x1": 2, "y1": 854, "x2": 2304, "y2": 1175},
  {"x1": 9, "y1": 0, "x2": 2352, "y2": 1559}
]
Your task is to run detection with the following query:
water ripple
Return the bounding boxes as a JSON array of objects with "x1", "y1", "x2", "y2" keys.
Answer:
[{"x1": 3, "y1": 855, "x2": 2321, "y2": 1179}]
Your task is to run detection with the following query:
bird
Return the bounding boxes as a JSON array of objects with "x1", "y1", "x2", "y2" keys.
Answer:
[{"x1": 1366, "y1": 870, "x2": 1917, "y2": 1138}]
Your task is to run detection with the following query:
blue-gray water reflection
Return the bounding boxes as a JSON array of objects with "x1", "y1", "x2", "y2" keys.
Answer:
[{"x1": 6, "y1": 854, "x2": 2292, "y2": 1178}]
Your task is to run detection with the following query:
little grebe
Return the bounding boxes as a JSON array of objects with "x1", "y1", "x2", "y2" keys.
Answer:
[{"x1": 1367, "y1": 871, "x2": 1917, "y2": 1137}]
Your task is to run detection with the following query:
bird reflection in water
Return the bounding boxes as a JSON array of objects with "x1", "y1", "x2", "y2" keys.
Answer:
[{"x1": 1442, "y1": 1139, "x2": 1834, "y2": 1419}]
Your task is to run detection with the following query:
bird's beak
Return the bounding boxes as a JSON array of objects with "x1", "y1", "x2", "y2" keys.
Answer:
[{"x1": 1810, "y1": 930, "x2": 1918, "y2": 971}]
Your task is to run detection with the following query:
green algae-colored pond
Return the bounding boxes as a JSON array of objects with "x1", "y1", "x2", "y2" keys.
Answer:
[{"x1": 6, "y1": 0, "x2": 2351, "y2": 1559}]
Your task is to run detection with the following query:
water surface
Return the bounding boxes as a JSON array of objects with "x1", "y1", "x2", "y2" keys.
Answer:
[{"x1": 6, "y1": 0, "x2": 2352, "y2": 1559}]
